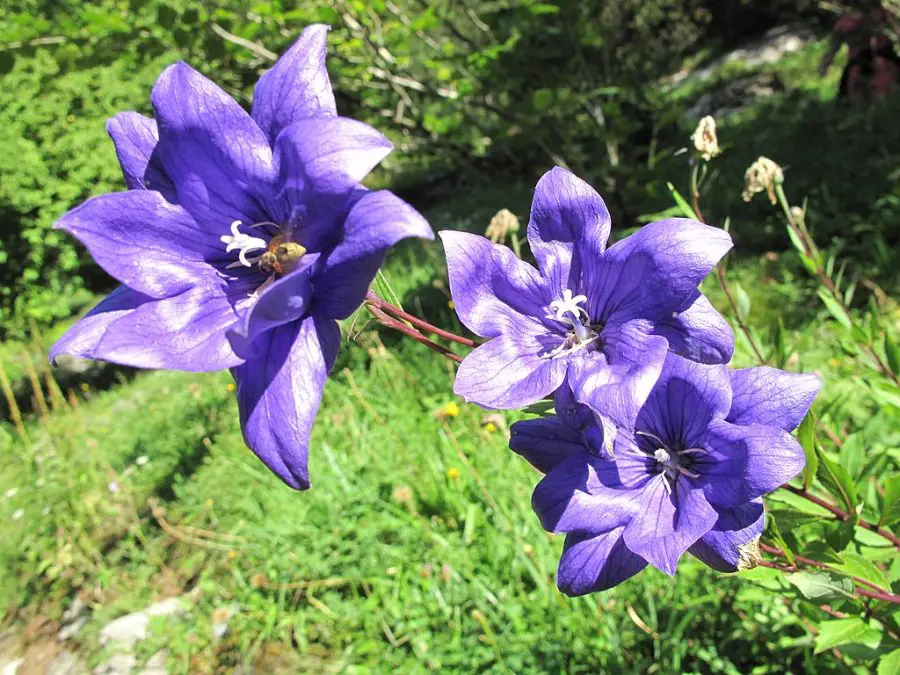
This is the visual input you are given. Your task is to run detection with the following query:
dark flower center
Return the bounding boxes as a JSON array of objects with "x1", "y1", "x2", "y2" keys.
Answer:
[{"x1": 635, "y1": 430, "x2": 707, "y2": 493}]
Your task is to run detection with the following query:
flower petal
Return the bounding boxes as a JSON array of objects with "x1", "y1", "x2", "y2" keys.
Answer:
[
  {"x1": 622, "y1": 477, "x2": 718, "y2": 575},
  {"x1": 509, "y1": 416, "x2": 585, "y2": 474},
  {"x1": 233, "y1": 315, "x2": 340, "y2": 490},
  {"x1": 701, "y1": 419, "x2": 806, "y2": 508},
  {"x1": 55, "y1": 190, "x2": 225, "y2": 299},
  {"x1": 527, "y1": 167, "x2": 611, "y2": 293},
  {"x1": 50, "y1": 286, "x2": 153, "y2": 364},
  {"x1": 106, "y1": 112, "x2": 177, "y2": 200},
  {"x1": 252, "y1": 24, "x2": 337, "y2": 146},
  {"x1": 588, "y1": 218, "x2": 732, "y2": 326},
  {"x1": 439, "y1": 231, "x2": 549, "y2": 338},
  {"x1": 689, "y1": 500, "x2": 765, "y2": 572},
  {"x1": 152, "y1": 62, "x2": 276, "y2": 233},
  {"x1": 567, "y1": 320, "x2": 669, "y2": 430},
  {"x1": 652, "y1": 291, "x2": 733, "y2": 365},
  {"x1": 531, "y1": 451, "x2": 640, "y2": 534},
  {"x1": 636, "y1": 353, "x2": 731, "y2": 449},
  {"x1": 274, "y1": 117, "x2": 392, "y2": 200},
  {"x1": 83, "y1": 281, "x2": 246, "y2": 371},
  {"x1": 727, "y1": 367, "x2": 821, "y2": 432},
  {"x1": 557, "y1": 528, "x2": 647, "y2": 596},
  {"x1": 226, "y1": 255, "x2": 318, "y2": 360},
  {"x1": 453, "y1": 331, "x2": 567, "y2": 409},
  {"x1": 314, "y1": 190, "x2": 433, "y2": 320}
]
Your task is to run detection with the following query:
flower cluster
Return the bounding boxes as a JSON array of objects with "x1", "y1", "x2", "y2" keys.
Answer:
[
  {"x1": 51, "y1": 25, "x2": 433, "y2": 490},
  {"x1": 442, "y1": 168, "x2": 821, "y2": 593}
]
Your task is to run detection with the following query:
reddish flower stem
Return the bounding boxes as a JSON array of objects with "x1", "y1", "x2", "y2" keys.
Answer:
[
  {"x1": 365, "y1": 291, "x2": 477, "y2": 347},
  {"x1": 365, "y1": 302, "x2": 463, "y2": 363},
  {"x1": 780, "y1": 484, "x2": 900, "y2": 549}
]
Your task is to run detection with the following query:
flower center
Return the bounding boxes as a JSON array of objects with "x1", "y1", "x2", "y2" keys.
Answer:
[
  {"x1": 221, "y1": 221, "x2": 307, "y2": 277},
  {"x1": 544, "y1": 289, "x2": 599, "y2": 358},
  {"x1": 636, "y1": 430, "x2": 707, "y2": 493},
  {"x1": 220, "y1": 221, "x2": 268, "y2": 269}
]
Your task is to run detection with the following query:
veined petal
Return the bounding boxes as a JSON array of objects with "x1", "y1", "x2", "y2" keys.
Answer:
[
  {"x1": 701, "y1": 419, "x2": 806, "y2": 508},
  {"x1": 83, "y1": 280, "x2": 246, "y2": 371},
  {"x1": 622, "y1": 477, "x2": 718, "y2": 575},
  {"x1": 588, "y1": 218, "x2": 732, "y2": 326},
  {"x1": 453, "y1": 331, "x2": 567, "y2": 409},
  {"x1": 252, "y1": 24, "x2": 337, "y2": 145},
  {"x1": 50, "y1": 286, "x2": 153, "y2": 364},
  {"x1": 652, "y1": 291, "x2": 734, "y2": 365},
  {"x1": 439, "y1": 231, "x2": 550, "y2": 338},
  {"x1": 636, "y1": 353, "x2": 731, "y2": 449},
  {"x1": 315, "y1": 190, "x2": 433, "y2": 320},
  {"x1": 274, "y1": 117, "x2": 392, "y2": 200},
  {"x1": 689, "y1": 500, "x2": 765, "y2": 572},
  {"x1": 233, "y1": 315, "x2": 341, "y2": 490},
  {"x1": 227, "y1": 255, "x2": 318, "y2": 360},
  {"x1": 727, "y1": 367, "x2": 821, "y2": 432},
  {"x1": 557, "y1": 528, "x2": 647, "y2": 596},
  {"x1": 509, "y1": 416, "x2": 585, "y2": 474},
  {"x1": 152, "y1": 62, "x2": 276, "y2": 233},
  {"x1": 567, "y1": 320, "x2": 668, "y2": 431},
  {"x1": 531, "y1": 451, "x2": 640, "y2": 534},
  {"x1": 55, "y1": 190, "x2": 225, "y2": 299},
  {"x1": 106, "y1": 112, "x2": 177, "y2": 200},
  {"x1": 527, "y1": 167, "x2": 611, "y2": 293}
]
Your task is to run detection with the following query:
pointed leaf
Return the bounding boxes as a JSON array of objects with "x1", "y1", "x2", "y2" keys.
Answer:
[
  {"x1": 797, "y1": 413, "x2": 817, "y2": 491},
  {"x1": 786, "y1": 571, "x2": 854, "y2": 603},
  {"x1": 814, "y1": 618, "x2": 882, "y2": 654}
]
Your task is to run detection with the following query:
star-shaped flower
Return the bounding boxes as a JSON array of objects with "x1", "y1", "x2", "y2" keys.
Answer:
[
  {"x1": 51, "y1": 25, "x2": 433, "y2": 489},
  {"x1": 440, "y1": 167, "x2": 733, "y2": 431},
  {"x1": 511, "y1": 355, "x2": 821, "y2": 594}
]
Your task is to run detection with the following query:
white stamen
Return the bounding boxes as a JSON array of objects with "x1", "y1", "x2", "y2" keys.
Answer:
[
  {"x1": 220, "y1": 221, "x2": 268, "y2": 267},
  {"x1": 548, "y1": 289, "x2": 589, "y2": 325},
  {"x1": 653, "y1": 448, "x2": 671, "y2": 463}
]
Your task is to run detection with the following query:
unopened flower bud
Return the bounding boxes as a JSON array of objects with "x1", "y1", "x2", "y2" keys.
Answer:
[
  {"x1": 790, "y1": 206, "x2": 805, "y2": 228},
  {"x1": 742, "y1": 156, "x2": 783, "y2": 204},
  {"x1": 690, "y1": 116, "x2": 720, "y2": 161},
  {"x1": 485, "y1": 209, "x2": 520, "y2": 243}
]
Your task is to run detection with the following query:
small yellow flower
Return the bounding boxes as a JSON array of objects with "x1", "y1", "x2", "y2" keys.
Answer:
[
  {"x1": 226, "y1": 382, "x2": 236, "y2": 393},
  {"x1": 484, "y1": 422, "x2": 498, "y2": 433},
  {"x1": 447, "y1": 467, "x2": 460, "y2": 480},
  {"x1": 227, "y1": 550, "x2": 238, "y2": 560},
  {"x1": 435, "y1": 401, "x2": 461, "y2": 419},
  {"x1": 447, "y1": 300, "x2": 455, "y2": 310},
  {"x1": 828, "y1": 358, "x2": 840, "y2": 367}
]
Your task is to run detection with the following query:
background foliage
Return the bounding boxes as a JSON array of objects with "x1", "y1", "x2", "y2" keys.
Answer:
[{"x1": 2, "y1": 1, "x2": 900, "y2": 673}]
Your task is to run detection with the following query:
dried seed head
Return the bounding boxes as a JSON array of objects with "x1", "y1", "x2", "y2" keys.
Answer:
[
  {"x1": 485, "y1": 209, "x2": 520, "y2": 243},
  {"x1": 742, "y1": 156, "x2": 783, "y2": 204},
  {"x1": 691, "y1": 116, "x2": 720, "y2": 161}
]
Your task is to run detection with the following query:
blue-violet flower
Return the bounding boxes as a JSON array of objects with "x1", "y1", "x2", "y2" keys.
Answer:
[{"x1": 50, "y1": 25, "x2": 434, "y2": 489}]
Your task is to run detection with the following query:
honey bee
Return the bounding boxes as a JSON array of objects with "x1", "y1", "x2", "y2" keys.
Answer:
[{"x1": 259, "y1": 235, "x2": 307, "y2": 276}]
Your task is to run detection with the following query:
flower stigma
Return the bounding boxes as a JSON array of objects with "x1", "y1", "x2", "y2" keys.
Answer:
[
  {"x1": 545, "y1": 289, "x2": 599, "y2": 358},
  {"x1": 221, "y1": 221, "x2": 268, "y2": 268},
  {"x1": 636, "y1": 430, "x2": 706, "y2": 493}
]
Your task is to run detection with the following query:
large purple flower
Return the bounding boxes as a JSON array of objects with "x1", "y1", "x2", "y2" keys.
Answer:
[
  {"x1": 50, "y1": 26, "x2": 433, "y2": 489},
  {"x1": 440, "y1": 167, "x2": 733, "y2": 429},
  {"x1": 510, "y1": 355, "x2": 820, "y2": 595}
]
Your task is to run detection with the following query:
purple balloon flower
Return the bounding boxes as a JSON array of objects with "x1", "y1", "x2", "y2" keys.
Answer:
[
  {"x1": 440, "y1": 167, "x2": 733, "y2": 431},
  {"x1": 50, "y1": 25, "x2": 433, "y2": 490},
  {"x1": 510, "y1": 355, "x2": 820, "y2": 595}
]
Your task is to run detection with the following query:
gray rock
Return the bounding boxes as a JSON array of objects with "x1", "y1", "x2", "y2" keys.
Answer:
[
  {"x1": 93, "y1": 652, "x2": 136, "y2": 675},
  {"x1": 58, "y1": 617, "x2": 88, "y2": 642},
  {"x1": 144, "y1": 598, "x2": 186, "y2": 618},
  {"x1": 47, "y1": 651, "x2": 87, "y2": 675},
  {"x1": 99, "y1": 613, "x2": 149, "y2": 648},
  {"x1": 63, "y1": 598, "x2": 86, "y2": 624},
  {"x1": 137, "y1": 650, "x2": 168, "y2": 675}
]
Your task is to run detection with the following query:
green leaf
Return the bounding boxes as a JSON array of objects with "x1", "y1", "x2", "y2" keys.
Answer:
[
  {"x1": 521, "y1": 400, "x2": 555, "y2": 416},
  {"x1": 773, "y1": 317, "x2": 787, "y2": 368},
  {"x1": 374, "y1": 270, "x2": 404, "y2": 311},
  {"x1": 834, "y1": 553, "x2": 891, "y2": 591},
  {"x1": 816, "y1": 288, "x2": 852, "y2": 330},
  {"x1": 531, "y1": 88, "x2": 554, "y2": 110},
  {"x1": 528, "y1": 2, "x2": 561, "y2": 14},
  {"x1": 786, "y1": 571, "x2": 854, "y2": 603},
  {"x1": 666, "y1": 182, "x2": 698, "y2": 220},
  {"x1": 878, "y1": 648, "x2": 900, "y2": 675},
  {"x1": 769, "y1": 509, "x2": 822, "y2": 533},
  {"x1": 886, "y1": 330, "x2": 900, "y2": 377},
  {"x1": 880, "y1": 475, "x2": 900, "y2": 527},
  {"x1": 824, "y1": 519, "x2": 854, "y2": 553},
  {"x1": 814, "y1": 617, "x2": 882, "y2": 654},
  {"x1": 797, "y1": 413, "x2": 817, "y2": 491},
  {"x1": 838, "y1": 432, "x2": 864, "y2": 477},
  {"x1": 732, "y1": 282, "x2": 751, "y2": 322},
  {"x1": 816, "y1": 449, "x2": 858, "y2": 516}
]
